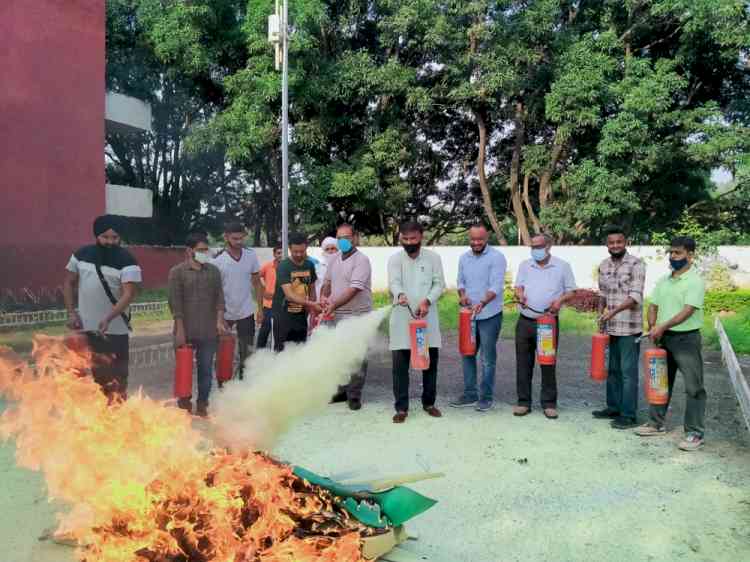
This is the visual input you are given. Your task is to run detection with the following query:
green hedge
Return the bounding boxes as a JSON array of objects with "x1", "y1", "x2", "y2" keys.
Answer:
[{"x1": 703, "y1": 290, "x2": 750, "y2": 314}]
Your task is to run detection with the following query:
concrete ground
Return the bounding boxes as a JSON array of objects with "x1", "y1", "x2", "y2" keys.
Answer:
[{"x1": 2, "y1": 329, "x2": 749, "y2": 562}]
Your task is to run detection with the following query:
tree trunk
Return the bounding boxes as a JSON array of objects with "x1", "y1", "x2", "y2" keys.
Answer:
[
  {"x1": 522, "y1": 173, "x2": 542, "y2": 234},
  {"x1": 474, "y1": 108, "x2": 508, "y2": 245},
  {"x1": 539, "y1": 130, "x2": 565, "y2": 208},
  {"x1": 508, "y1": 102, "x2": 530, "y2": 245}
]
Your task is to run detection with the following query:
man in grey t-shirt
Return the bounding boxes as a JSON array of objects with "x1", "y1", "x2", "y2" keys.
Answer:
[{"x1": 322, "y1": 223, "x2": 372, "y2": 410}]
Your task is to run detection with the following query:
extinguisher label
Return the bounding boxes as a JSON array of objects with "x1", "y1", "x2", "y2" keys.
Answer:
[
  {"x1": 470, "y1": 318, "x2": 476, "y2": 345},
  {"x1": 648, "y1": 357, "x2": 668, "y2": 392},
  {"x1": 416, "y1": 326, "x2": 429, "y2": 358},
  {"x1": 537, "y1": 324, "x2": 554, "y2": 357}
]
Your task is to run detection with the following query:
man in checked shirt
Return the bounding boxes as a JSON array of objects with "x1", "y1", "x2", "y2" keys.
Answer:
[{"x1": 592, "y1": 225, "x2": 646, "y2": 429}]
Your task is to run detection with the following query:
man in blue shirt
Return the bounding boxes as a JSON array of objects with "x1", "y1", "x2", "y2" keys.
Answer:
[
  {"x1": 513, "y1": 233, "x2": 576, "y2": 419},
  {"x1": 450, "y1": 224, "x2": 507, "y2": 412}
]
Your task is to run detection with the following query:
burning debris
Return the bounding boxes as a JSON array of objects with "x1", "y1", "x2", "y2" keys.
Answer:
[{"x1": 0, "y1": 332, "x2": 436, "y2": 562}]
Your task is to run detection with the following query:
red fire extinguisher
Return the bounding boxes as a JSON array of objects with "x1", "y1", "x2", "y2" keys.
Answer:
[
  {"x1": 216, "y1": 334, "x2": 235, "y2": 383},
  {"x1": 590, "y1": 332, "x2": 610, "y2": 382},
  {"x1": 644, "y1": 347, "x2": 669, "y2": 405},
  {"x1": 458, "y1": 307, "x2": 477, "y2": 356},
  {"x1": 174, "y1": 344, "x2": 193, "y2": 399},
  {"x1": 536, "y1": 313, "x2": 557, "y2": 366},
  {"x1": 409, "y1": 318, "x2": 430, "y2": 370}
]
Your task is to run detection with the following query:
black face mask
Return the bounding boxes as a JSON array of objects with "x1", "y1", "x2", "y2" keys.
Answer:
[
  {"x1": 402, "y1": 243, "x2": 421, "y2": 254},
  {"x1": 609, "y1": 249, "x2": 626, "y2": 259}
]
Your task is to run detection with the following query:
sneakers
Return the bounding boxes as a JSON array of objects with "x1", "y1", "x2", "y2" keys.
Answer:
[
  {"x1": 449, "y1": 396, "x2": 478, "y2": 408},
  {"x1": 678, "y1": 432, "x2": 705, "y2": 451},
  {"x1": 592, "y1": 408, "x2": 619, "y2": 419},
  {"x1": 476, "y1": 400, "x2": 494, "y2": 412},
  {"x1": 611, "y1": 416, "x2": 638, "y2": 430},
  {"x1": 634, "y1": 423, "x2": 666, "y2": 436}
]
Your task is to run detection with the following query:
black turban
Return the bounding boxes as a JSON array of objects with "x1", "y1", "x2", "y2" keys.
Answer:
[{"x1": 93, "y1": 214, "x2": 123, "y2": 237}]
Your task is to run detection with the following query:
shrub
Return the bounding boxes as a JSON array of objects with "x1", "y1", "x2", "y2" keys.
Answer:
[{"x1": 704, "y1": 290, "x2": 750, "y2": 314}]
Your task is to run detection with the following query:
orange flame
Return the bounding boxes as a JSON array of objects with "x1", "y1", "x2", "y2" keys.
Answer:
[{"x1": 0, "y1": 338, "x2": 372, "y2": 561}]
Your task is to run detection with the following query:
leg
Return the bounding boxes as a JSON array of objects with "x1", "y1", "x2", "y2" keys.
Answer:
[
  {"x1": 460, "y1": 350, "x2": 479, "y2": 402},
  {"x1": 515, "y1": 316, "x2": 535, "y2": 408},
  {"x1": 606, "y1": 336, "x2": 623, "y2": 414},
  {"x1": 87, "y1": 333, "x2": 129, "y2": 403},
  {"x1": 273, "y1": 316, "x2": 286, "y2": 352},
  {"x1": 619, "y1": 335, "x2": 641, "y2": 420},
  {"x1": 256, "y1": 308, "x2": 273, "y2": 349},
  {"x1": 346, "y1": 359, "x2": 368, "y2": 402},
  {"x1": 392, "y1": 350, "x2": 410, "y2": 412},
  {"x1": 195, "y1": 339, "x2": 217, "y2": 414},
  {"x1": 478, "y1": 313, "x2": 502, "y2": 403},
  {"x1": 236, "y1": 316, "x2": 254, "y2": 378},
  {"x1": 668, "y1": 332, "x2": 707, "y2": 436},
  {"x1": 286, "y1": 325, "x2": 308, "y2": 345},
  {"x1": 422, "y1": 348, "x2": 439, "y2": 408}
]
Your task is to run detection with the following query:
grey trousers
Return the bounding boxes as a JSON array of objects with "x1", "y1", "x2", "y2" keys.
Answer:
[{"x1": 649, "y1": 330, "x2": 706, "y2": 436}]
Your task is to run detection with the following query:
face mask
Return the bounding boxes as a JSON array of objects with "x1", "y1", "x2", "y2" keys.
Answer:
[
  {"x1": 402, "y1": 243, "x2": 421, "y2": 254},
  {"x1": 531, "y1": 248, "x2": 547, "y2": 262},
  {"x1": 669, "y1": 257, "x2": 688, "y2": 271},
  {"x1": 337, "y1": 238, "x2": 352, "y2": 253},
  {"x1": 194, "y1": 251, "x2": 210, "y2": 264},
  {"x1": 609, "y1": 249, "x2": 626, "y2": 259}
]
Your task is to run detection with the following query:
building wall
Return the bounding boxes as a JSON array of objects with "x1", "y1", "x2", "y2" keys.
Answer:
[{"x1": 0, "y1": 0, "x2": 105, "y2": 295}]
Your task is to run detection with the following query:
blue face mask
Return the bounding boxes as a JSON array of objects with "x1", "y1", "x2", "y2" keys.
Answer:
[
  {"x1": 337, "y1": 238, "x2": 353, "y2": 253},
  {"x1": 669, "y1": 257, "x2": 688, "y2": 271},
  {"x1": 531, "y1": 248, "x2": 547, "y2": 262}
]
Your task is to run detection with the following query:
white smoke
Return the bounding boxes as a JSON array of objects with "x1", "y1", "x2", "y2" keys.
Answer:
[{"x1": 211, "y1": 307, "x2": 390, "y2": 451}]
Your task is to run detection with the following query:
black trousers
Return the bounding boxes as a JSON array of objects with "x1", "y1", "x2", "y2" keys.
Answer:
[
  {"x1": 392, "y1": 348, "x2": 439, "y2": 412},
  {"x1": 273, "y1": 315, "x2": 308, "y2": 352},
  {"x1": 515, "y1": 315, "x2": 559, "y2": 408},
  {"x1": 227, "y1": 315, "x2": 255, "y2": 374},
  {"x1": 85, "y1": 332, "x2": 129, "y2": 402},
  {"x1": 256, "y1": 307, "x2": 273, "y2": 349}
]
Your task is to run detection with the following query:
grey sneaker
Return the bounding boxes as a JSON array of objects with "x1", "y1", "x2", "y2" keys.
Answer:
[
  {"x1": 476, "y1": 400, "x2": 494, "y2": 412},
  {"x1": 634, "y1": 423, "x2": 666, "y2": 436},
  {"x1": 678, "y1": 432, "x2": 704, "y2": 451},
  {"x1": 449, "y1": 396, "x2": 478, "y2": 408}
]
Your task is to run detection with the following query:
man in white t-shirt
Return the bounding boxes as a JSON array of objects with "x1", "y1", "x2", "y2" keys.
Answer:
[
  {"x1": 211, "y1": 221, "x2": 263, "y2": 379},
  {"x1": 63, "y1": 215, "x2": 142, "y2": 402}
]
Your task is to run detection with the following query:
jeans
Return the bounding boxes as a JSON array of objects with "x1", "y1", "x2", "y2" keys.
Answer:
[
  {"x1": 273, "y1": 315, "x2": 308, "y2": 352},
  {"x1": 85, "y1": 332, "x2": 129, "y2": 402},
  {"x1": 392, "y1": 348, "x2": 439, "y2": 412},
  {"x1": 194, "y1": 338, "x2": 217, "y2": 406},
  {"x1": 256, "y1": 307, "x2": 273, "y2": 349},
  {"x1": 649, "y1": 330, "x2": 706, "y2": 436},
  {"x1": 461, "y1": 312, "x2": 502, "y2": 402},
  {"x1": 606, "y1": 334, "x2": 641, "y2": 420},
  {"x1": 515, "y1": 315, "x2": 559, "y2": 408},
  {"x1": 227, "y1": 316, "x2": 255, "y2": 375}
]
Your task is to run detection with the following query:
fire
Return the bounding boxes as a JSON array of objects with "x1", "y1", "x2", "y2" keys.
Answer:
[{"x1": 0, "y1": 337, "x2": 376, "y2": 562}]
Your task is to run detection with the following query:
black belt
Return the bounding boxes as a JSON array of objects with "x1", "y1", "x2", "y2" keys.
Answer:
[{"x1": 664, "y1": 329, "x2": 700, "y2": 336}]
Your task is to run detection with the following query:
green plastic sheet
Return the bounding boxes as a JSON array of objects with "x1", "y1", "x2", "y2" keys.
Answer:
[{"x1": 292, "y1": 466, "x2": 437, "y2": 528}]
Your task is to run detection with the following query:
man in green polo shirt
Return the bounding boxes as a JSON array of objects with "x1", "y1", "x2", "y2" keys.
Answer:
[{"x1": 635, "y1": 236, "x2": 706, "y2": 451}]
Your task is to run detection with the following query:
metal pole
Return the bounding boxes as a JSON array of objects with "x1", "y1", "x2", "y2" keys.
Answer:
[{"x1": 281, "y1": 0, "x2": 289, "y2": 256}]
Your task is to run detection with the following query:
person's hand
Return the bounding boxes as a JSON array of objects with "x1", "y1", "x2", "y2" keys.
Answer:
[
  {"x1": 459, "y1": 295, "x2": 471, "y2": 307},
  {"x1": 471, "y1": 302, "x2": 484, "y2": 315},
  {"x1": 397, "y1": 293, "x2": 409, "y2": 306},
  {"x1": 217, "y1": 320, "x2": 229, "y2": 336},
  {"x1": 417, "y1": 299, "x2": 430, "y2": 318},
  {"x1": 66, "y1": 311, "x2": 82, "y2": 331},
  {"x1": 97, "y1": 316, "x2": 111, "y2": 334},
  {"x1": 306, "y1": 301, "x2": 323, "y2": 315},
  {"x1": 548, "y1": 299, "x2": 562, "y2": 314},
  {"x1": 599, "y1": 308, "x2": 615, "y2": 324},
  {"x1": 648, "y1": 324, "x2": 666, "y2": 342},
  {"x1": 517, "y1": 294, "x2": 528, "y2": 307},
  {"x1": 263, "y1": 292, "x2": 274, "y2": 301},
  {"x1": 323, "y1": 301, "x2": 336, "y2": 317}
]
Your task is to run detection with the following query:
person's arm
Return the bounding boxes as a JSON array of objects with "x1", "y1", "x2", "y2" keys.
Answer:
[
  {"x1": 388, "y1": 254, "x2": 408, "y2": 306},
  {"x1": 474, "y1": 254, "x2": 505, "y2": 314},
  {"x1": 215, "y1": 269, "x2": 228, "y2": 334},
  {"x1": 63, "y1": 268, "x2": 82, "y2": 330},
  {"x1": 514, "y1": 263, "x2": 527, "y2": 306},
  {"x1": 549, "y1": 263, "x2": 577, "y2": 314},
  {"x1": 647, "y1": 303, "x2": 658, "y2": 332},
  {"x1": 420, "y1": 254, "x2": 445, "y2": 317},
  {"x1": 252, "y1": 272, "x2": 263, "y2": 316},
  {"x1": 98, "y1": 282, "x2": 138, "y2": 333},
  {"x1": 167, "y1": 267, "x2": 186, "y2": 346},
  {"x1": 457, "y1": 257, "x2": 470, "y2": 306}
]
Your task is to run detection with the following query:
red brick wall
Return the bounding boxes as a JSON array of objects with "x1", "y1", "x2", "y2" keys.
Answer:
[
  {"x1": 0, "y1": 0, "x2": 105, "y2": 295},
  {"x1": 128, "y1": 247, "x2": 186, "y2": 290}
]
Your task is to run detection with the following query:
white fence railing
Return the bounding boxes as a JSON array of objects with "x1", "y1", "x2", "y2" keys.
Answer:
[
  {"x1": 0, "y1": 301, "x2": 169, "y2": 329},
  {"x1": 715, "y1": 317, "x2": 750, "y2": 432},
  {"x1": 129, "y1": 342, "x2": 175, "y2": 370}
]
